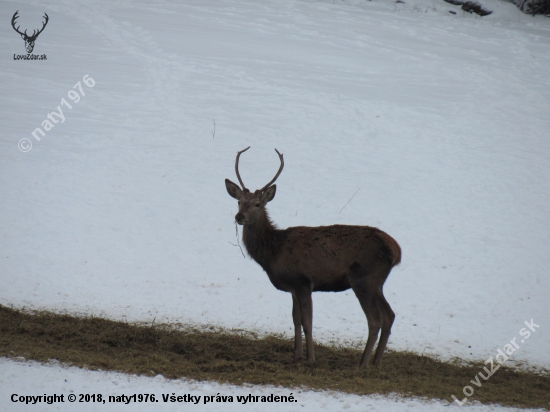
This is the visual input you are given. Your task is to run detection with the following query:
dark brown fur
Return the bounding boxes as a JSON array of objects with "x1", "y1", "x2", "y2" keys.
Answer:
[{"x1": 226, "y1": 149, "x2": 401, "y2": 367}]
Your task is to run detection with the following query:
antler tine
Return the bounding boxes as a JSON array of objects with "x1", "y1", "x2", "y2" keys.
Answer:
[
  {"x1": 235, "y1": 146, "x2": 250, "y2": 190},
  {"x1": 260, "y1": 149, "x2": 284, "y2": 192},
  {"x1": 38, "y1": 13, "x2": 49, "y2": 35},
  {"x1": 11, "y1": 11, "x2": 24, "y2": 36},
  {"x1": 31, "y1": 13, "x2": 49, "y2": 38}
]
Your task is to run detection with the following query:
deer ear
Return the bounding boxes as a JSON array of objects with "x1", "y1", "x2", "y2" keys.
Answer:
[
  {"x1": 262, "y1": 185, "x2": 276, "y2": 203},
  {"x1": 225, "y1": 179, "x2": 243, "y2": 199}
]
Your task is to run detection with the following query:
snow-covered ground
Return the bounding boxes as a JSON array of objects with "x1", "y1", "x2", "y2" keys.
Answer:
[{"x1": 1, "y1": 0, "x2": 549, "y2": 410}]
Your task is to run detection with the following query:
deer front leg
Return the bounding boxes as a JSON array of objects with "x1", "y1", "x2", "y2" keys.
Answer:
[
  {"x1": 291, "y1": 293, "x2": 302, "y2": 362},
  {"x1": 295, "y1": 289, "x2": 315, "y2": 362}
]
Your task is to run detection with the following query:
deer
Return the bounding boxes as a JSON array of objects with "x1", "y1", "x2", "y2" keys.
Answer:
[
  {"x1": 225, "y1": 147, "x2": 401, "y2": 367},
  {"x1": 11, "y1": 11, "x2": 49, "y2": 54}
]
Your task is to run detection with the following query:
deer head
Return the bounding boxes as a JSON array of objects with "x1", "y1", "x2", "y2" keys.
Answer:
[
  {"x1": 225, "y1": 146, "x2": 284, "y2": 226},
  {"x1": 12, "y1": 11, "x2": 49, "y2": 54}
]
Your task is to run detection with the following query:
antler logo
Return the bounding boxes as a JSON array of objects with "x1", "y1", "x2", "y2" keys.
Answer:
[{"x1": 11, "y1": 11, "x2": 49, "y2": 54}]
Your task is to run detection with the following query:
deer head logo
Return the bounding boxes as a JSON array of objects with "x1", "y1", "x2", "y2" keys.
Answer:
[{"x1": 11, "y1": 11, "x2": 49, "y2": 54}]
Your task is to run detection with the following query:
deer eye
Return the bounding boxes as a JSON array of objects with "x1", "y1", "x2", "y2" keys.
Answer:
[{"x1": 255, "y1": 203, "x2": 260, "y2": 207}]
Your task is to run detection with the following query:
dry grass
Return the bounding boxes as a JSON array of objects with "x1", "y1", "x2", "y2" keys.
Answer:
[{"x1": 0, "y1": 304, "x2": 548, "y2": 409}]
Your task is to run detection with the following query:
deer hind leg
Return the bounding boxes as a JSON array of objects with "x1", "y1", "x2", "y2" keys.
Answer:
[
  {"x1": 372, "y1": 292, "x2": 395, "y2": 366},
  {"x1": 349, "y1": 264, "x2": 384, "y2": 368},
  {"x1": 291, "y1": 293, "x2": 303, "y2": 362},
  {"x1": 356, "y1": 292, "x2": 382, "y2": 368},
  {"x1": 294, "y1": 288, "x2": 315, "y2": 362}
]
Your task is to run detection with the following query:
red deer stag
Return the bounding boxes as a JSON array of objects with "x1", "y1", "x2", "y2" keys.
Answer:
[{"x1": 225, "y1": 147, "x2": 401, "y2": 367}]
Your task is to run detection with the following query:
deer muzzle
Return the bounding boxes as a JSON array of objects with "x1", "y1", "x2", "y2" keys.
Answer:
[{"x1": 235, "y1": 213, "x2": 246, "y2": 225}]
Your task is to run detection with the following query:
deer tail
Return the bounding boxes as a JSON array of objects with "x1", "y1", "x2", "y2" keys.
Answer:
[{"x1": 377, "y1": 231, "x2": 401, "y2": 267}]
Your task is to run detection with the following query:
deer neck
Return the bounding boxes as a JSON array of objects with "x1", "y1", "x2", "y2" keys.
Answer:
[{"x1": 242, "y1": 210, "x2": 280, "y2": 269}]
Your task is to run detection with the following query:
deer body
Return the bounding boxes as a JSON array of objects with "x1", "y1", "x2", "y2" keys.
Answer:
[
  {"x1": 226, "y1": 147, "x2": 400, "y2": 367},
  {"x1": 243, "y1": 218, "x2": 399, "y2": 292}
]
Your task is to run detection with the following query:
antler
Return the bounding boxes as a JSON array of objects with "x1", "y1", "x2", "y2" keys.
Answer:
[
  {"x1": 235, "y1": 146, "x2": 250, "y2": 190},
  {"x1": 11, "y1": 11, "x2": 25, "y2": 36},
  {"x1": 33, "y1": 13, "x2": 49, "y2": 38},
  {"x1": 11, "y1": 11, "x2": 49, "y2": 39},
  {"x1": 260, "y1": 149, "x2": 284, "y2": 192}
]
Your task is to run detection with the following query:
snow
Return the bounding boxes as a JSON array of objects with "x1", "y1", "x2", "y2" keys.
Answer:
[{"x1": 1, "y1": 0, "x2": 549, "y2": 410}]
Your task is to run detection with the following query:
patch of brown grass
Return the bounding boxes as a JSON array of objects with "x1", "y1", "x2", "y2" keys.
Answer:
[{"x1": 0, "y1": 304, "x2": 548, "y2": 409}]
